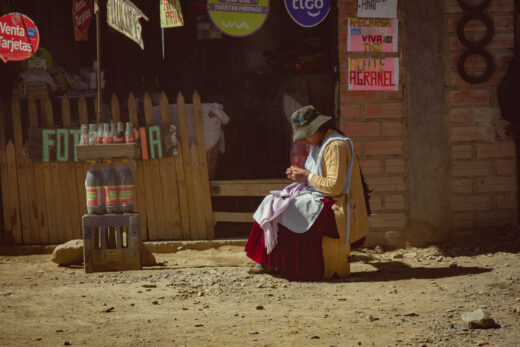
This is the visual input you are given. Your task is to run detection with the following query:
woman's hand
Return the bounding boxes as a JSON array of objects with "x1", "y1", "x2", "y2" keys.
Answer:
[{"x1": 286, "y1": 166, "x2": 309, "y2": 182}]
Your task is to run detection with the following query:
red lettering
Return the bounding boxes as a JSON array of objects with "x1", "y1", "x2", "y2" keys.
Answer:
[
  {"x1": 370, "y1": 71, "x2": 377, "y2": 86},
  {"x1": 363, "y1": 71, "x2": 370, "y2": 86},
  {"x1": 349, "y1": 71, "x2": 357, "y2": 85}
]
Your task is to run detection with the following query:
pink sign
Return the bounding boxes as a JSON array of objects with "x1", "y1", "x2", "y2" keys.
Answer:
[
  {"x1": 348, "y1": 57, "x2": 399, "y2": 91},
  {"x1": 0, "y1": 13, "x2": 39, "y2": 63},
  {"x1": 347, "y1": 18, "x2": 398, "y2": 53}
]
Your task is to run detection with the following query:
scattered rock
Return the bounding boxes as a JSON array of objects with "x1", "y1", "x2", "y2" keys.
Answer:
[
  {"x1": 449, "y1": 262, "x2": 458, "y2": 269},
  {"x1": 256, "y1": 305, "x2": 264, "y2": 310},
  {"x1": 152, "y1": 300, "x2": 159, "y2": 305},
  {"x1": 461, "y1": 309, "x2": 498, "y2": 329},
  {"x1": 141, "y1": 284, "x2": 157, "y2": 288},
  {"x1": 140, "y1": 245, "x2": 157, "y2": 266},
  {"x1": 64, "y1": 341, "x2": 71, "y2": 346},
  {"x1": 102, "y1": 306, "x2": 115, "y2": 313},
  {"x1": 310, "y1": 335, "x2": 320, "y2": 339},
  {"x1": 51, "y1": 240, "x2": 83, "y2": 265},
  {"x1": 374, "y1": 245, "x2": 384, "y2": 254},
  {"x1": 248, "y1": 331, "x2": 259, "y2": 335},
  {"x1": 393, "y1": 253, "x2": 403, "y2": 259},
  {"x1": 367, "y1": 315, "x2": 378, "y2": 322}
]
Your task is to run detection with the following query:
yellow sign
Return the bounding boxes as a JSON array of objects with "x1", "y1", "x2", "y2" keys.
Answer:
[
  {"x1": 160, "y1": 0, "x2": 183, "y2": 28},
  {"x1": 107, "y1": 0, "x2": 149, "y2": 50}
]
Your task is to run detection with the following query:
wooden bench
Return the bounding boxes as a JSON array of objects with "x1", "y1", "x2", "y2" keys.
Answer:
[{"x1": 210, "y1": 179, "x2": 291, "y2": 223}]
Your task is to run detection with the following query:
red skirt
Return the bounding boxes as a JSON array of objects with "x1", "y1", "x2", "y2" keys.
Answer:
[{"x1": 245, "y1": 197, "x2": 339, "y2": 281}]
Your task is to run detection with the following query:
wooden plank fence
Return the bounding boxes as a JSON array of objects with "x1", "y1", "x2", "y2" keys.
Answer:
[{"x1": 0, "y1": 91, "x2": 214, "y2": 245}]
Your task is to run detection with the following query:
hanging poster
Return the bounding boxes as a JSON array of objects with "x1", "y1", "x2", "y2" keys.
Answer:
[
  {"x1": 347, "y1": 18, "x2": 398, "y2": 53},
  {"x1": 357, "y1": 0, "x2": 398, "y2": 18},
  {"x1": 284, "y1": 0, "x2": 330, "y2": 28},
  {"x1": 107, "y1": 0, "x2": 149, "y2": 49},
  {"x1": 207, "y1": 0, "x2": 269, "y2": 37},
  {"x1": 0, "y1": 13, "x2": 39, "y2": 63},
  {"x1": 160, "y1": 0, "x2": 184, "y2": 28},
  {"x1": 73, "y1": 0, "x2": 93, "y2": 41},
  {"x1": 348, "y1": 57, "x2": 399, "y2": 91}
]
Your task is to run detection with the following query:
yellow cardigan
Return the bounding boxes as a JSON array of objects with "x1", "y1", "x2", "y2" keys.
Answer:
[{"x1": 308, "y1": 130, "x2": 369, "y2": 278}]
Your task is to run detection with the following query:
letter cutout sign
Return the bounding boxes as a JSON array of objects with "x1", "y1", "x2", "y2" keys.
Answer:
[
  {"x1": 285, "y1": 0, "x2": 330, "y2": 28},
  {"x1": 0, "y1": 13, "x2": 39, "y2": 63}
]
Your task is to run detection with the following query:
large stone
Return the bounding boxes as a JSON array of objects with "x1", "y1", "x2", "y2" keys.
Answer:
[
  {"x1": 51, "y1": 239, "x2": 83, "y2": 265},
  {"x1": 461, "y1": 308, "x2": 498, "y2": 329},
  {"x1": 51, "y1": 240, "x2": 157, "y2": 267}
]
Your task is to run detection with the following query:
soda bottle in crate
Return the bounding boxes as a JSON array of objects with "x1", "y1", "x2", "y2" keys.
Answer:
[
  {"x1": 85, "y1": 161, "x2": 106, "y2": 215},
  {"x1": 118, "y1": 160, "x2": 136, "y2": 213}
]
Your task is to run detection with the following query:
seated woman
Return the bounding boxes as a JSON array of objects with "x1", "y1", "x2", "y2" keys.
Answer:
[{"x1": 245, "y1": 105, "x2": 369, "y2": 281}]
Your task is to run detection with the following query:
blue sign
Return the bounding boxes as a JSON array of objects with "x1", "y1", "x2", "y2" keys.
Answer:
[{"x1": 285, "y1": 0, "x2": 330, "y2": 28}]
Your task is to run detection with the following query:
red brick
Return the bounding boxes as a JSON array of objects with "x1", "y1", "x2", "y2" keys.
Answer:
[
  {"x1": 340, "y1": 88, "x2": 380, "y2": 102},
  {"x1": 382, "y1": 122, "x2": 402, "y2": 137},
  {"x1": 449, "y1": 108, "x2": 472, "y2": 124},
  {"x1": 369, "y1": 195, "x2": 383, "y2": 211},
  {"x1": 365, "y1": 103, "x2": 403, "y2": 119},
  {"x1": 383, "y1": 90, "x2": 403, "y2": 100},
  {"x1": 448, "y1": 15, "x2": 514, "y2": 33},
  {"x1": 385, "y1": 159, "x2": 406, "y2": 174},
  {"x1": 452, "y1": 144, "x2": 472, "y2": 159},
  {"x1": 477, "y1": 176, "x2": 515, "y2": 192},
  {"x1": 450, "y1": 126, "x2": 487, "y2": 142},
  {"x1": 452, "y1": 212, "x2": 474, "y2": 229},
  {"x1": 337, "y1": 0, "x2": 357, "y2": 11},
  {"x1": 450, "y1": 32, "x2": 514, "y2": 50},
  {"x1": 497, "y1": 193, "x2": 516, "y2": 209},
  {"x1": 359, "y1": 159, "x2": 382, "y2": 175},
  {"x1": 476, "y1": 142, "x2": 515, "y2": 158},
  {"x1": 368, "y1": 213, "x2": 406, "y2": 229},
  {"x1": 448, "y1": 70, "x2": 506, "y2": 88},
  {"x1": 338, "y1": 30, "x2": 348, "y2": 46},
  {"x1": 450, "y1": 90, "x2": 489, "y2": 105},
  {"x1": 450, "y1": 53, "x2": 489, "y2": 68},
  {"x1": 365, "y1": 176, "x2": 406, "y2": 193},
  {"x1": 475, "y1": 210, "x2": 514, "y2": 227},
  {"x1": 452, "y1": 160, "x2": 493, "y2": 177},
  {"x1": 451, "y1": 196, "x2": 491, "y2": 211},
  {"x1": 340, "y1": 104, "x2": 362, "y2": 120},
  {"x1": 497, "y1": 159, "x2": 515, "y2": 175},
  {"x1": 343, "y1": 122, "x2": 380, "y2": 137},
  {"x1": 495, "y1": 52, "x2": 513, "y2": 67},
  {"x1": 384, "y1": 194, "x2": 406, "y2": 210},
  {"x1": 452, "y1": 178, "x2": 473, "y2": 194},
  {"x1": 365, "y1": 141, "x2": 403, "y2": 156},
  {"x1": 446, "y1": 0, "x2": 514, "y2": 13}
]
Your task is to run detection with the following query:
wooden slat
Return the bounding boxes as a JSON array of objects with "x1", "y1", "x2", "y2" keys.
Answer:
[
  {"x1": 144, "y1": 93, "x2": 166, "y2": 240},
  {"x1": 76, "y1": 96, "x2": 89, "y2": 231},
  {"x1": 27, "y1": 98, "x2": 45, "y2": 244},
  {"x1": 11, "y1": 98, "x2": 30, "y2": 244},
  {"x1": 177, "y1": 92, "x2": 199, "y2": 239},
  {"x1": 213, "y1": 212, "x2": 253, "y2": 223},
  {"x1": 210, "y1": 179, "x2": 290, "y2": 197},
  {"x1": 190, "y1": 143, "x2": 206, "y2": 239},
  {"x1": 111, "y1": 93, "x2": 121, "y2": 123},
  {"x1": 159, "y1": 92, "x2": 180, "y2": 239},
  {"x1": 0, "y1": 148, "x2": 12, "y2": 242},
  {"x1": 129, "y1": 93, "x2": 148, "y2": 241},
  {"x1": 61, "y1": 96, "x2": 80, "y2": 241},
  {"x1": 76, "y1": 143, "x2": 138, "y2": 160},
  {"x1": 5, "y1": 142, "x2": 21, "y2": 243},
  {"x1": 192, "y1": 91, "x2": 214, "y2": 239},
  {"x1": 43, "y1": 98, "x2": 59, "y2": 243},
  {"x1": 174, "y1": 142, "x2": 190, "y2": 240}
]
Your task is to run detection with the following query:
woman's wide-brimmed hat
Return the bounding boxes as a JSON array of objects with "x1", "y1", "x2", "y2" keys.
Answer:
[{"x1": 290, "y1": 105, "x2": 332, "y2": 142}]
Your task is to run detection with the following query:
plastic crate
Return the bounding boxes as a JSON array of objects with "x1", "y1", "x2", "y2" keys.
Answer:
[{"x1": 82, "y1": 214, "x2": 141, "y2": 273}]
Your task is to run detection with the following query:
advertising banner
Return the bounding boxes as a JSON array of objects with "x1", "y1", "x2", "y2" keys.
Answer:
[
  {"x1": 347, "y1": 18, "x2": 398, "y2": 53},
  {"x1": 160, "y1": 0, "x2": 184, "y2": 28},
  {"x1": 107, "y1": 0, "x2": 149, "y2": 49},
  {"x1": 0, "y1": 13, "x2": 39, "y2": 63},
  {"x1": 73, "y1": 0, "x2": 93, "y2": 41},
  {"x1": 348, "y1": 57, "x2": 399, "y2": 91},
  {"x1": 284, "y1": 0, "x2": 330, "y2": 28},
  {"x1": 357, "y1": 0, "x2": 398, "y2": 18},
  {"x1": 207, "y1": 0, "x2": 269, "y2": 37}
]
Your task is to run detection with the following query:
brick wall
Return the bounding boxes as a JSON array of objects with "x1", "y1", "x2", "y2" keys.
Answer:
[
  {"x1": 337, "y1": 0, "x2": 518, "y2": 247},
  {"x1": 446, "y1": 0, "x2": 517, "y2": 236},
  {"x1": 337, "y1": 1, "x2": 408, "y2": 247}
]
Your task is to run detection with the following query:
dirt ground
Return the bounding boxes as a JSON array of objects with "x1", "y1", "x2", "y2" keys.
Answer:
[{"x1": 1, "y1": 232, "x2": 520, "y2": 347}]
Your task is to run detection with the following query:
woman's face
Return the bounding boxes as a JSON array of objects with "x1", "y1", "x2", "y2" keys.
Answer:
[{"x1": 303, "y1": 130, "x2": 324, "y2": 146}]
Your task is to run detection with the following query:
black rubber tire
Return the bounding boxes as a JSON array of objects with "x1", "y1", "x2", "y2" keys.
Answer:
[
  {"x1": 456, "y1": 12, "x2": 494, "y2": 48},
  {"x1": 457, "y1": 48, "x2": 495, "y2": 84},
  {"x1": 456, "y1": 0, "x2": 491, "y2": 12}
]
